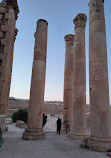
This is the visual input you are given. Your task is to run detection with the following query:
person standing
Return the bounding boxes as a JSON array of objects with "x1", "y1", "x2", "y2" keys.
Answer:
[
  {"x1": 57, "y1": 118, "x2": 62, "y2": 134},
  {"x1": 64, "y1": 117, "x2": 70, "y2": 134}
]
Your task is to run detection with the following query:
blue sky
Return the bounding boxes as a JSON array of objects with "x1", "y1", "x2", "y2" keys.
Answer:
[{"x1": 5, "y1": 0, "x2": 111, "y2": 103}]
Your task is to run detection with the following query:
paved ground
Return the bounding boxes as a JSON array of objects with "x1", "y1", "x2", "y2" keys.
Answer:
[{"x1": 0, "y1": 115, "x2": 109, "y2": 158}]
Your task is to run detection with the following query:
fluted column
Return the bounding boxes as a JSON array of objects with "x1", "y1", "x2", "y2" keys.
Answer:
[
  {"x1": 86, "y1": 0, "x2": 111, "y2": 152},
  {"x1": 62, "y1": 34, "x2": 74, "y2": 132},
  {"x1": 23, "y1": 19, "x2": 48, "y2": 140},
  {"x1": 68, "y1": 14, "x2": 89, "y2": 140}
]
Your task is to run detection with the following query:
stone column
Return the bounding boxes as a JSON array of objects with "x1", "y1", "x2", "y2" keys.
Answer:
[
  {"x1": 86, "y1": 0, "x2": 111, "y2": 152},
  {"x1": 23, "y1": 19, "x2": 48, "y2": 140},
  {"x1": 62, "y1": 34, "x2": 74, "y2": 132},
  {"x1": 68, "y1": 14, "x2": 89, "y2": 140},
  {"x1": 0, "y1": 0, "x2": 19, "y2": 116}
]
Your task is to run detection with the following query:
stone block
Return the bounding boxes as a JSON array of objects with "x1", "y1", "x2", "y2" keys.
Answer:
[
  {"x1": 1, "y1": 25, "x2": 8, "y2": 32},
  {"x1": 23, "y1": 128, "x2": 45, "y2": 140},
  {"x1": 0, "y1": 7, "x2": 6, "y2": 14},
  {"x1": 0, "y1": 31, "x2": 3, "y2": 38},
  {"x1": 1, "y1": 38, "x2": 7, "y2": 46},
  {"x1": 86, "y1": 137, "x2": 111, "y2": 152},
  {"x1": 0, "y1": 1, "x2": 7, "y2": 8},
  {"x1": 5, "y1": 13, "x2": 9, "y2": 20},
  {"x1": 89, "y1": 62, "x2": 109, "y2": 88},
  {"x1": 0, "y1": 14, "x2": 3, "y2": 20}
]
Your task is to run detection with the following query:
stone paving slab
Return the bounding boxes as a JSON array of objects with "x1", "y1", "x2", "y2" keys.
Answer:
[{"x1": 0, "y1": 130, "x2": 108, "y2": 158}]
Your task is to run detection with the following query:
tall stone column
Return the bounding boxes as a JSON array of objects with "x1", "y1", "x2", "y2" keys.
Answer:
[
  {"x1": 0, "y1": 0, "x2": 19, "y2": 116},
  {"x1": 86, "y1": 0, "x2": 111, "y2": 152},
  {"x1": 62, "y1": 34, "x2": 74, "y2": 132},
  {"x1": 23, "y1": 19, "x2": 48, "y2": 140},
  {"x1": 68, "y1": 14, "x2": 89, "y2": 140}
]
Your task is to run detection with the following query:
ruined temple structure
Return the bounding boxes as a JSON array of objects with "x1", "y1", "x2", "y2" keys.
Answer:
[
  {"x1": 62, "y1": 34, "x2": 74, "y2": 132},
  {"x1": 68, "y1": 13, "x2": 89, "y2": 140},
  {"x1": 85, "y1": 0, "x2": 111, "y2": 152},
  {"x1": 23, "y1": 19, "x2": 48, "y2": 140},
  {"x1": 0, "y1": 0, "x2": 19, "y2": 115}
]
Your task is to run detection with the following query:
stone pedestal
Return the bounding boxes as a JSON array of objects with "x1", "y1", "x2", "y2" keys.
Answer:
[
  {"x1": 23, "y1": 19, "x2": 48, "y2": 140},
  {"x1": 86, "y1": 0, "x2": 111, "y2": 152},
  {"x1": 68, "y1": 14, "x2": 89, "y2": 140},
  {"x1": 62, "y1": 34, "x2": 74, "y2": 132}
]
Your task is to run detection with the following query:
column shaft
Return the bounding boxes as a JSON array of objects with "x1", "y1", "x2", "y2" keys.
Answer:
[
  {"x1": 23, "y1": 19, "x2": 48, "y2": 140},
  {"x1": 86, "y1": 0, "x2": 111, "y2": 152},
  {"x1": 62, "y1": 34, "x2": 74, "y2": 132},
  {"x1": 69, "y1": 14, "x2": 89, "y2": 140}
]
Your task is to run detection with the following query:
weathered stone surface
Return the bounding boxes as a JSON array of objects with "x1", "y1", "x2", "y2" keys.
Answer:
[
  {"x1": 23, "y1": 128, "x2": 45, "y2": 140},
  {"x1": 0, "y1": 31, "x2": 3, "y2": 38},
  {"x1": 5, "y1": 13, "x2": 9, "y2": 20},
  {"x1": 0, "y1": 1, "x2": 7, "y2": 8},
  {"x1": 0, "y1": 0, "x2": 19, "y2": 115},
  {"x1": 23, "y1": 19, "x2": 48, "y2": 140},
  {"x1": 68, "y1": 13, "x2": 89, "y2": 140},
  {"x1": 62, "y1": 34, "x2": 74, "y2": 131},
  {"x1": 0, "y1": 7, "x2": 6, "y2": 14},
  {"x1": 86, "y1": 137, "x2": 111, "y2": 152},
  {"x1": 86, "y1": 0, "x2": 111, "y2": 151},
  {"x1": 16, "y1": 120, "x2": 27, "y2": 129},
  {"x1": 0, "y1": 14, "x2": 3, "y2": 20}
]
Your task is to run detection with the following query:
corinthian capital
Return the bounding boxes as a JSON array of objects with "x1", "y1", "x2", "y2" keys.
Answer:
[
  {"x1": 73, "y1": 13, "x2": 87, "y2": 29},
  {"x1": 64, "y1": 34, "x2": 74, "y2": 45}
]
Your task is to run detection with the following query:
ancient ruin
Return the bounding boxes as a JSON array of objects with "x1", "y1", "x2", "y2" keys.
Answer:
[
  {"x1": 23, "y1": 19, "x2": 48, "y2": 140},
  {"x1": 62, "y1": 34, "x2": 74, "y2": 131},
  {"x1": 0, "y1": 0, "x2": 111, "y2": 155},
  {"x1": 0, "y1": 0, "x2": 19, "y2": 115},
  {"x1": 68, "y1": 13, "x2": 89, "y2": 140},
  {"x1": 86, "y1": 0, "x2": 111, "y2": 152}
]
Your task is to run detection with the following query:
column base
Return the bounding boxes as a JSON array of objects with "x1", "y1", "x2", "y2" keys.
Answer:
[
  {"x1": 85, "y1": 137, "x2": 111, "y2": 152},
  {"x1": 22, "y1": 128, "x2": 45, "y2": 140},
  {"x1": 68, "y1": 129, "x2": 89, "y2": 140}
]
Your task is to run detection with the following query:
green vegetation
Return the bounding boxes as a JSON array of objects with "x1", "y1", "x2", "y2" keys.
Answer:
[
  {"x1": 12, "y1": 109, "x2": 28, "y2": 123},
  {"x1": 12, "y1": 109, "x2": 47, "y2": 127}
]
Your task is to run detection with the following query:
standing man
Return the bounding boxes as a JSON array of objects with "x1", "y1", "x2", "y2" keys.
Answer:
[
  {"x1": 64, "y1": 117, "x2": 70, "y2": 134},
  {"x1": 57, "y1": 118, "x2": 62, "y2": 134}
]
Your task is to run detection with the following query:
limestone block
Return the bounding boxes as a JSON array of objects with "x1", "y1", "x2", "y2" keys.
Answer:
[
  {"x1": 0, "y1": 7, "x2": 6, "y2": 14},
  {"x1": 0, "y1": 31, "x2": 3, "y2": 38},
  {"x1": 16, "y1": 121, "x2": 27, "y2": 129},
  {"x1": 73, "y1": 63, "x2": 86, "y2": 88},
  {"x1": 73, "y1": 41, "x2": 85, "y2": 64},
  {"x1": 1, "y1": 25, "x2": 8, "y2": 32},
  {"x1": 89, "y1": 62, "x2": 109, "y2": 88},
  {"x1": 5, "y1": 13, "x2": 9, "y2": 20},
  {"x1": 23, "y1": 128, "x2": 45, "y2": 140},
  {"x1": 34, "y1": 48, "x2": 46, "y2": 62},
  {"x1": 90, "y1": 109, "x2": 110, "y2": 139},
  {"x1": 0, "y1": 1, "x2": 7, "y2": 8},
  {"x1": 1, "y1": 38, "x2": 7, "y2": 46},
  {"x1": 0, "y1": 20, "x2": 3, "y2": 25},
  {"x1": 89, "y1": 33, "x2": 107, "y2": 63},
  {"x1": 0, "y1": 14, "x2": 3, "y2": 20},
  {"x1": 86, "y1": 137, "x2": 111, "y2": 152}
]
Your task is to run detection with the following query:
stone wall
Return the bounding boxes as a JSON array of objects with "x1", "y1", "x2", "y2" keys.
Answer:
[{"x1": 8, "y1": 99, "x2": 63, "y2": 117}]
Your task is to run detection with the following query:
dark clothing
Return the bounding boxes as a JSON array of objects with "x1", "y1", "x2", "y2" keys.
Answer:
[
  {"x1": 0, "y1": 130, "x2": 3, "y2": 147},
  {"x1": 57, "y1": 118, "x2": 62, "y2": 134}
]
